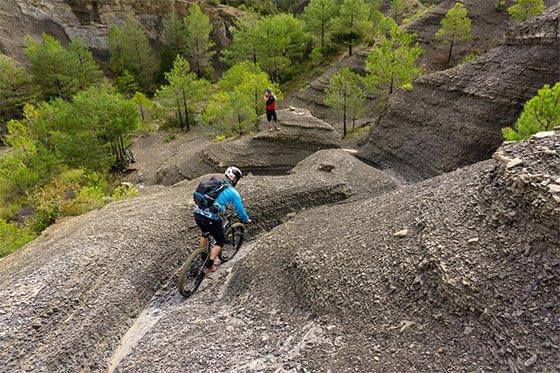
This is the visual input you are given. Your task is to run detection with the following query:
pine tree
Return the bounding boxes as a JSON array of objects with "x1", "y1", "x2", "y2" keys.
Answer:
[
  {"x1": 25, "y1": 35, "x2": 78, "y2": 99},
  {"x1": 503, "y1": 82, "x2": 560, "y2": 141},
  {"x1": 155, "y1": 56, "x2": 209, "y2": 131},
  {"x1": 324, "y1": 67, "x2": 366, "y2": 138},
  {"x1": 508, "y1": 0, "x2": 545, "y2": 22},
  {"x1": 109, "y1": 16, "x2": 158, "y2": 91},
  {"x1": 390, "y1": 0, "x2": 405, "y2": 24},
  {"x1": 67, "y1": 38, "x2": 104, "y2": 91},
  {"x1": 161, "y1": 11, "x2": 189, "y2": 71},
  {"x1": 184, "y1": 4, "x2": 216, "y2": 77},
  {"x1": 333, "y1": 0, "x2": 371, "y2": 56},
  {"x1": 364, "y1": 25, "x2": 422, "y2": 109},
  {"x1": 218, "y1": 61, "x2": 280, "y2": 119},
  {"x1": 222, "y1": 13, "x2": 310, "y2": 82},
  {"x1": 203, "y1": 90, "x2": 257, "y2": 137},
  {"x1": 0, "y1": 55, "x2": 37, "y2": 129},
  {"x1": 221, "y1": 14, "x2": 260, "y2": 67},
  {"x1": 302, "y1": 0, "x2": 339, "y2": 48},
  {"x1": 435, "y1": 2, "x2": 472, "y2": 66}
]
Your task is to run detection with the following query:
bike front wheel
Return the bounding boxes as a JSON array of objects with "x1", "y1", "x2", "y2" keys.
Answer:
[
  {"x1": 178, "y1": 247, "x2": 208, "y2": 298},
  {"x1": 219, "y1": 223, "x2": 245, "y2": 263}
]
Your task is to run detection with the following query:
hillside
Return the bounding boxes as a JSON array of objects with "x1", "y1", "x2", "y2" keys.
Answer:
[
  {"x1": 0, "y1": 152, "x2": 398, "y2": 371},
  {"x1": 0, "y1": 0, "x2": 242, "y2": 63},
  {"x1": 289, "y1": 0, "x2": 559, "y2": 127},
  {"x1": 357, "y1": 4, "x2": 560, "y2": 181}
]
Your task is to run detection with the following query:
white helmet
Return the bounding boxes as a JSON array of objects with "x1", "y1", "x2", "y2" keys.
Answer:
[{"x1": 225, "y1": 166, "x2": 243, "y2": 183}]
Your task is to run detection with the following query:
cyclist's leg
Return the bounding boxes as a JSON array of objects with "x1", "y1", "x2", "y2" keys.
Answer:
[
  {"x1": 207, "y1": 219, "x2": 226, "y2": 271},
  {"x1": 194, "y1": 213, "x2": 211, "y2": 249}
]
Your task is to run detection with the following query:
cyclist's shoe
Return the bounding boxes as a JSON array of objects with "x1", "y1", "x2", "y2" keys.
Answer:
[{"x1": 204, "y1": 264, "x2": 217, "y2": 273}]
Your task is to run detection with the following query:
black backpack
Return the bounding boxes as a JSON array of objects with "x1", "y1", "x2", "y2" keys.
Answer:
[{"x1": 193, "y1": 177, "x2": 229, "y2": 211}]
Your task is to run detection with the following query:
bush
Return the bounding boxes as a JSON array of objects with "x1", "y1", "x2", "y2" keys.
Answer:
[
  {"x1": 62, "y1": 186, "x2": 105, "y2": 216},
  {"x1": 0, "y1": 219, "x2": 36, "y2": 257},
  {"x1": 111, "y1": 184, "x2": 139, "y2": 201},
  {"x1": 503, "y1": 82, "x2": 560, "y2": 141},
  {"x1": 163, "y1": 134, "x2": 176, "y2": 142}
]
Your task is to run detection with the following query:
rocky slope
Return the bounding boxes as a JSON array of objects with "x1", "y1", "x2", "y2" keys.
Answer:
[
  {"x1": 0, "y1": 0, "x2": 242, "y2": 63},
  {"x1": 228, "y1": 131, "x2": 560, "y2": 371},
  {"x1": 357, "y1": 4, "x2": 560, "y2": 181},
  {"x1": 155, "y1": 107, "x2": 341, "y2": 185},
  {"x1": 0, "y1": 152, "x2": 398, "y2": 371},
  {"x1": 288, "y1": 0, "x2": 556, "y2": 127}
]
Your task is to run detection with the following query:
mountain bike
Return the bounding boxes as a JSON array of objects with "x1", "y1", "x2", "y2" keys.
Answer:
[{"x1": 178, "y1": 210, "x2": 245, "y2": 298}]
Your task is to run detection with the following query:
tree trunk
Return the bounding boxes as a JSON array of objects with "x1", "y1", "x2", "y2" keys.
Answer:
[
  {"x1": 342, "y1": 94, "x2": 347, "y2": 138},
  {"x1": 176, "y1": 96, "x2": 184, "y2": 131},
  {"x1": 447, "y1": 39, "x2": 454, "y2": 66},
  {"x1": 349, "y1": 42, "x2": 353, "y2": 57},
  {"x1": 321, "y1": 23, "x2": 325, "y2": 48},
  {"x1": 254, "y1": 89, "x2": 259, "y2": 125},
  {"x1": 182, "y1": 90, "x2": 190, "y2": 131},
  {"x1": 139, "y1": 104, "x2": 145, "y2": 121}
]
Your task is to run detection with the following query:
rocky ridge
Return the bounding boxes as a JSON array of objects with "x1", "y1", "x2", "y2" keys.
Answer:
[
  {"x1": 357, "y1": 4, "x2": 560, "y2": 181},
  {"x1": 155, "y1": 107, "x2": 341, "y2": 185},
  {"x1": 228, "y1": 131, "x2": 560, "y2": 371},
  {"x1": 0, "y1": 151, "x2": 397, "y2": 371},
  {"x1": 0, "y1": 0, "x2": 242, "y2": 63}
]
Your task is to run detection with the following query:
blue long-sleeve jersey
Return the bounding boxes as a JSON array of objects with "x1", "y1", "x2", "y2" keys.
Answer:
[{"x1": 193, "y1": 185, "x2": 250, "y2": 223}]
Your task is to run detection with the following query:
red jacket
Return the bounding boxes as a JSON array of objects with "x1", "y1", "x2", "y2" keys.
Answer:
[{"x1": 264, "y1": 94, "x2": 276, "y2": 110}]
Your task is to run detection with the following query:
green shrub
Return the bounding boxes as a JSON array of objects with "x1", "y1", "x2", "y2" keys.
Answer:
[
  {"x1": 0, "y1": 219, "x2": 36, "y2": 257},
  {"x1": 458, "y1": 52, "x2": 479, "y2": 65},
  {"x1": 111, "y1": 184, "x2": 139, "y2": 201},
  {"x1": 495, "y1": 0, "x2": 505, "y2": 11},
  {"x1": 503, "y1": 82, "x2": 560, "y2": 141},
  {"x1": 63, "y1": 186, "x2": 105, "y2": 216},
  {"x1": 213, "y1": 134, "x2": 227, "y2": 142},
  {"x1": 163, "y1": 133, "x2": 176, "y2": 142}
]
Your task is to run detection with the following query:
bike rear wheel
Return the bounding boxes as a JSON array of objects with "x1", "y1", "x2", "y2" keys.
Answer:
[
  {"x1": 219, "y1": 224, "x2": 245, "y2": 263},
  {"x1": 178, "y1": 247, "x2": 208, "y2": 298}
]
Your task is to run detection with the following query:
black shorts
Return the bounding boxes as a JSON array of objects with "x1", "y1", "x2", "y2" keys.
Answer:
[
  {"x1": 266, "y1": 109, "x2": 277, "y2": 122},
  {"x1": 194, "y1": 213, "x2": 225, "y2": 246}
]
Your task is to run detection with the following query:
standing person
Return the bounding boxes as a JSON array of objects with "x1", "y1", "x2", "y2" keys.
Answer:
[
  {"x1": 193, "y1": 166, "x2": 250, "y2": 273},
  {"x1": 264, "y1": 88, "x2": 278, "y2": 130}
]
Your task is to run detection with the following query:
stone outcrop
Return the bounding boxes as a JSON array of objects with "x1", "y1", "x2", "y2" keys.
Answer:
[
  {"x1": 0, "y1": 171, "x2": 351, "y2": 371},
  {"x1": 288, "y1": 0, "x2": 559, "y2": 127},
  {"x1": 0, "y1": 0, "x2": 242, "y2": 63},
  {"x1": 357, "y1": 4, "x2": 560, "y2": 181},
  {"x1": 155, "y1": 107, "x2": 341, "y2": 185},
  {"x1": 228, "y1": 131, "x2": 560, "y2": 371}
]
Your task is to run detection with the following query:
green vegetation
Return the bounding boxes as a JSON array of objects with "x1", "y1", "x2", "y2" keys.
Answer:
[
  {"x1": 324, "y1": 67, "x2": 366, "y2": 138},
  {"x1": 161, "y1": 12, "x2": 189, "y2": 72},
  {"x1": 25, "y1": 35, "x2": 103, "y2": 99},
  {"x1": 222, "y1": 13, "x2": 311, "y2": 82},
  {"x1": 155, "y1": 56, "x2": 210, "y2": 131},
  {"x1": 333, "y1": 0, "x2": 371, "y2": 56},
  {"x1": 503, "y1": 83, "x2": 560, "y2": 141},
  {"x1": 1, "y1": 6, "x2": 425, "y2": 256},
  {"x1": 507, "y1": 0, "x2": 545, "y2": 22},
  {"x1": 0, "y1": 85, "x2": 139, "y2": 255},
  {"x1": 109, "y1": 16, "x2": 158, "y2": 92},
  {"x1": 203, "y1": 62, "x2": 280, "y2": 136},
  {"x1": 435, "y1": 2, "x2": 472, "y2": 66},
  {"x1": 184, "y1": 4, "x2": 216, "y2": 77},
  {"x1": 364, "y1": 25, "x2": 422, "y2": 99},
  {"x1": 302, "y1": 0, "x2": 339, "y2": 48},
  {"x1": 390, "y1": 0, "x2": 405, "y2": 24},
  {"x1": 0, "y1": 55, "x2": 37, "y2": 127}
]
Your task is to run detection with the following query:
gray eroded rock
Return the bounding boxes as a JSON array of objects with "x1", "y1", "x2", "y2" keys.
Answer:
[
  {"x1": 0, "y1": 171, "x2": 354, "y2": 371},
  {"x1": 228, "y1": 132, "x2": 560, "y2": 371},
  {"x1": 357, "y1": 4, "x2": 560, "y2": 181},
  {"x1": 155, "y1": 108, "x2": 341, "y2": 185}
]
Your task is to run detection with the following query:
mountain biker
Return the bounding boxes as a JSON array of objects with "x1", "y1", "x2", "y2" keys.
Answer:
[
  {"x1": 193, "y1": 166, "x2": 250, "y2": 273},
  {"x1": 264, "y1": 88, "x2": 278, "y2": 131}
]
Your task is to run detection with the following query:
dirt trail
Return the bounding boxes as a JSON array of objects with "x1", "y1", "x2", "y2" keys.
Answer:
[{"x1": 111, "y1": 239, "x2": 343, "y2": 372}]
